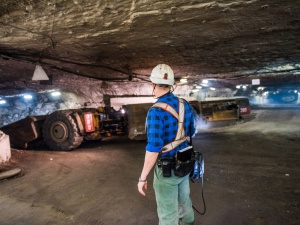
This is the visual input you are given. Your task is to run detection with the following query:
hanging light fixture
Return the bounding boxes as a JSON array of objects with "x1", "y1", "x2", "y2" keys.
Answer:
[{"x1": 32, "y1": 64, "x2": 49, "y2": 80}]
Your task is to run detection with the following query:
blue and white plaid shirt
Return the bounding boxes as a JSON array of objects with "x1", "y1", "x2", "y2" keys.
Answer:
[{"x1": 146, "y1": 92, "x2": 195, "y2": 157}]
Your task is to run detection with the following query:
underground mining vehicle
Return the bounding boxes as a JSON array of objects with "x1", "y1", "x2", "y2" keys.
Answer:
[
  {"x1": 0, "y1": 107, "x2": 127, "y2": 151},
  {"x1": 1, "y1": 97, "x2": 255, "y2": 151}
]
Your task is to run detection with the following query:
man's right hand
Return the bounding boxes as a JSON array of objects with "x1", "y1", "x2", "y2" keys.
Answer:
[{"x1": 137, "y1": 180, "x2": 147, "y2": 196}]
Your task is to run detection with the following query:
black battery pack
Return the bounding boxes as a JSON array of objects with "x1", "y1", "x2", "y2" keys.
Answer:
[{"x1": 161, "y1": 158, "x2": 172, "y2": 177}]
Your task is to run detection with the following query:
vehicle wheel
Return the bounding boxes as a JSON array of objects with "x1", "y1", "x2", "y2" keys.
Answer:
[{"x1": 42, "y1": 111, "x2": 83, "y2": 151}]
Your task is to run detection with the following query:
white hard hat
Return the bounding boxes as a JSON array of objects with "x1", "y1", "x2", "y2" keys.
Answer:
[{"x1": 150, "y1": 64, "x2": 175, "y2": 86}]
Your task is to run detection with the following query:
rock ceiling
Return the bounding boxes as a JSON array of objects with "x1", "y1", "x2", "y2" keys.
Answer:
[{"x1": 0, "y1": 0, "x2": 300, "y2": 91}]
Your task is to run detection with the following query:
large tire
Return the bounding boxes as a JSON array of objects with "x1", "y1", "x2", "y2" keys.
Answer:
[{"x1": 42, "y1": 111, "x2": 83, "y2": 151}]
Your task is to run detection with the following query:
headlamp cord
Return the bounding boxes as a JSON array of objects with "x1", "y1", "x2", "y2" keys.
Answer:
[
  {"x1": 189, "y1": 110, "x2": 206, "y2": 215},
  {"x1": 191, "y1": 175, "x2": 206, "y2": 215}
]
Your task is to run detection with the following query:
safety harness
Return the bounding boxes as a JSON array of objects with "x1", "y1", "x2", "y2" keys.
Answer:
[
  {"x1": 151, "y1": 98, "x2": 188, "y2": 154},
  {"x1": 152, "y1": 98, "x2": 206, "y2": 215}
]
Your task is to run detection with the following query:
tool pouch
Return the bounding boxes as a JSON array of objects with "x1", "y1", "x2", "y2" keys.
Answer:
[{"x1": 174, "y1": 147, "x2": 195, "y2": 177}]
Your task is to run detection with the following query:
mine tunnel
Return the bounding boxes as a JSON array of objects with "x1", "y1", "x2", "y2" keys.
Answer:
[{"x1": 0, "y1": 1, "x2": 299, "y2": 225}]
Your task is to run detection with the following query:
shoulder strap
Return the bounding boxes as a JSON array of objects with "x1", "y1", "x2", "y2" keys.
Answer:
[{"x1": 152, "y1": 98, "x2": 187, "y2": 154}]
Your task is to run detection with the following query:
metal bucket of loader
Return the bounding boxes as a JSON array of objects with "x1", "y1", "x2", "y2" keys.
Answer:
[
  {"x1": 124, "y1": 103, "x2": 153, "y2": 140},
  {"x1": 0, "y1": 116, "x2": 46, "y2": 149}
]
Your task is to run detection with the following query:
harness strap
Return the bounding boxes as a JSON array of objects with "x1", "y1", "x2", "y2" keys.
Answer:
[{"x1": 152, "y1": 98, "x2": 187, "y2": 154}]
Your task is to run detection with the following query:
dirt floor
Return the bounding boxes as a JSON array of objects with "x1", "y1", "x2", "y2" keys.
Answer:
[{"x1": 0, "y1": 109, "x2": 299, "y2": 225}]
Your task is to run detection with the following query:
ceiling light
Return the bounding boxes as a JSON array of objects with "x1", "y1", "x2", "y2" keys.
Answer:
[
  {"x1": 23, "y1": 94, "x2": 33, "y2": 100},
  {"x1": 32, "y1": 64, "x2": 49, "y2": 80},
  {"x1": 180, "y1": 78, "x2": 187, "y2": 83},
  {"x1": 0, "y1": 100, "x2": 6, "y2": 104},
  {"x1": 51, "y1": 91, "x2": 61, "y2": 97}
]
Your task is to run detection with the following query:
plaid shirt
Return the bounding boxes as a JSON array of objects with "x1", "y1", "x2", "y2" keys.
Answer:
[{"x1": 146, "y1": 92, "x2": 195, "y2": 157}]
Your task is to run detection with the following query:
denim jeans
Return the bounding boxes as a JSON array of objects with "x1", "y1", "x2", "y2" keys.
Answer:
[{"x1": 153, "y1": 165, "x2": 194, "y2": 225}]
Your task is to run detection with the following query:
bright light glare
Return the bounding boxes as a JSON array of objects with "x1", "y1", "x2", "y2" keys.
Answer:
[
  {"x1": 242, "y1": 85, "x2": 247, "y2": 89},
  {"x1": 191, "y1": 89, "x2": 199, "y2": 93},
  {"x1": 236, "y1": 85, "x2": 241, "y2": 89},
  {"x1": 196, "y1": 86, "x2": 202, "y2": 89},
  {"x1": 180, "y1": 78, "x2": 187, "y2": 83},
  {"x1": 201, "y1": 79, "x2": 208, "y2": 84},
  {"x1": 51, "y1": 91, "x2": 61, "y2": 97},
  {"x1": 263, "y1": 91, "x2": 269, "y2": 96},
  {"x1": 257, "y1": 87, "x2": 264, "y2": 91},
  {"x1": 0, "y1": 100, "x2": 6, "y2": 104},
  {"x1": 23, "y1": 94, "x2": 33, "y2": 100},
  {"x1": 210, "y1": 87, "x2": 215, "y2": 90},
  {"x1": 294, "y1": 90, "x2": 298, "y2": 93},
  {"x1": 121, "y1": 109, "x2": 125, "y2": 114}
]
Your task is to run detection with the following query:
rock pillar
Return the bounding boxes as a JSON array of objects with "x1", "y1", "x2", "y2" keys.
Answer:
[{"x1": 0, "y1": 131, "x2": 11, "y2": 163}]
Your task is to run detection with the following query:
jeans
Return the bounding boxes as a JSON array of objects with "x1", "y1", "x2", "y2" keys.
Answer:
[{"x1": 153, "y1": 165, "x2": 194, "y2": 225}]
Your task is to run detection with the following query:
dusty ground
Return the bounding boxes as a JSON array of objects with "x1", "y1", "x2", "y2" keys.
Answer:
[{"x1": 0, "y1": 109, "x2": 299, "y2": 225}]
